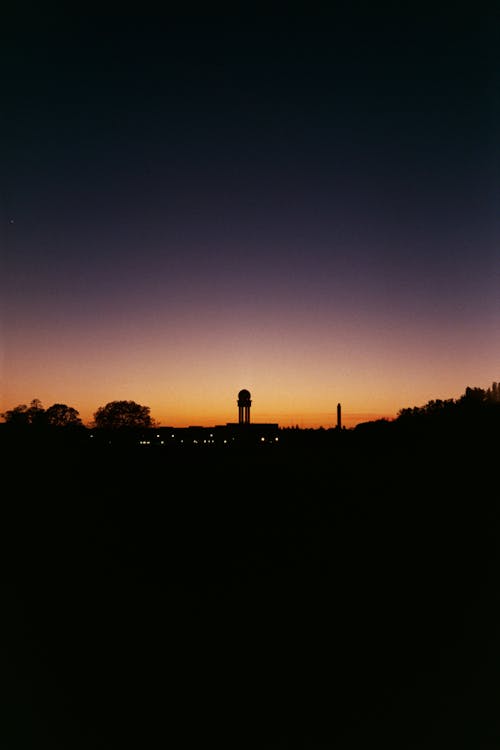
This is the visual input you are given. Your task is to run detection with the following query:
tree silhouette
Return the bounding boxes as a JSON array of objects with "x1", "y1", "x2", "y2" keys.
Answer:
[
  {"x1": 93, "y1": 400, "x2": 154, "y2": 430},
  {"x1": 1, "y1": 399, "x2": 85, "y2": 429},
  {"x1": 2, "y1": 399, "x2": 45, "y2": 426},
  {"x1": 45, "y1": 403, "x2": 83, "y2": 428},
  {"x1": 1, "y1": 404, "x2": 31, "y2": 426}
]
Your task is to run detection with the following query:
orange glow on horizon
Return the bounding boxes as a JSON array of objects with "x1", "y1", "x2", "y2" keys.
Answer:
[{"x1": 2, "y1": 327, "x2": 496, "y2": 432}]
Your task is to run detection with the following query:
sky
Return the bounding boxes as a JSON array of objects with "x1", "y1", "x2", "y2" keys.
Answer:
[{"x1": 2, "y1": 4, "x2": 499, "y2": 428}]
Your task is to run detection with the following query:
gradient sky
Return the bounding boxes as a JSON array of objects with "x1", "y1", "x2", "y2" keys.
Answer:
[{"x1": 2, "y1": 6, "x2": 499, "y2": 428}]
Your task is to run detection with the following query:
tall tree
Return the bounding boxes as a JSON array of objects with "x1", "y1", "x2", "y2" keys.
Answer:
[
  {"x1": 2, "y1": 399, "x2": 45, "y2": 426},
  {"x1": 45, "y1": 403, "x2": 83, "y2": 428},
  {"x1": 1, "y1": 404, "x2": 30, "y2": 426},
  {"x1": 93, "y1": 400, "x2": 153, "y2": 430}
]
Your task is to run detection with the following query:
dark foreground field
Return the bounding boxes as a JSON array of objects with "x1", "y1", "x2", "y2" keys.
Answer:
[{"x1": 2, "y1": 432, "x2": 499, "y2": 748}]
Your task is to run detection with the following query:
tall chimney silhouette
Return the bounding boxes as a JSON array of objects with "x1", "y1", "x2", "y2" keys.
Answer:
[{"x1": 337, "y1": 402, "x2": 342, "y2": 430}]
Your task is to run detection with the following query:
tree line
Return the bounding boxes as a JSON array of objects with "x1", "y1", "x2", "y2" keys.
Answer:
[
  {"x1": 350, "y1": 381, "x2": 500, "y2": 440},
  {"x1": 396, "y1": 382, "x2": 500, "y2": 423},
  {"x1": 1, "y1": 399, "x2": 154, "y2": 430}
]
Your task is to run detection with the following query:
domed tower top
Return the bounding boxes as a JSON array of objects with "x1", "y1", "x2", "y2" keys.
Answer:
[{"x1": 237, "y1": 389, "x2": 252, "y2": 424}]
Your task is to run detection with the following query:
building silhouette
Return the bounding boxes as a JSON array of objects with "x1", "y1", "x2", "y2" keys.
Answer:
[
  {"x1": 225, "y1": 388, "x2": 279, "y2": 442},
  {"x1": 83, "y1": 388, "x2": 346, "y2": 447},
  {"x1": 237, "y1": 389, "x2": 252, "y2": 424}
]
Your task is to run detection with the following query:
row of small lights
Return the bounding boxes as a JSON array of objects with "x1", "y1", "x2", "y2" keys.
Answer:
[{"x1": 138, "y1": 434, "x2": 279, "y2": 446}]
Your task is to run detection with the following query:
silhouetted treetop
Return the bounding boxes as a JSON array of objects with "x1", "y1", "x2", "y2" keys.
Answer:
[
  {"x1": 45, "y1": 403, "x2": 83, "y2": 428},
  {"x1": 1, "y1": 400, "x2": 84, "y2": 433},
  {"x1": 396, "y1": 382, "x2": 500, "y2": 433},
  {"x1": 93, "y1": 400, "x2": 154, "y2": 430},
  {"x1": 1, "y1": 399, "x2": 46, "y2": 426},
  {"x1": 2, "y1": 403, "x2": 32, "y2": 427}
]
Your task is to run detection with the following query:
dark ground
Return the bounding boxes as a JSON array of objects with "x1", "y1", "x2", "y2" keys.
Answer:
[{"x1": 2, "y1": 431, "x2": 499, "y2": 748}]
